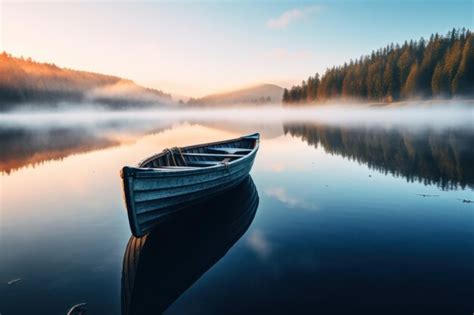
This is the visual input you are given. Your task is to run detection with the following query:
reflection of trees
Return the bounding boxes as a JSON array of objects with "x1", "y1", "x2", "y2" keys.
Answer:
[
  {"x1": 3, "y1": 118, "x2": 472, "y2": 191},
  {"x1": 284, "y1": 124, "x2": 474, "y2": 190},
  {"x1": 0, "y1": 121, "x2": 175, "y2": 174},
  {"x1": 0, "y1": 119, "x2": 277, "y2": 175},
  {"x1": 0, "y1": 127, "x2": 118, "y2": 174}
]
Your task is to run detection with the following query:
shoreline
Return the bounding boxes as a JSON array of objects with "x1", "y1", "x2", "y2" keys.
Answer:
[
  {"x1": 282, "y1": 98, "x2": 474, "y2": 108},
  {"x1": 367, "y1": 99, "x2": 474, "y2": 108}
]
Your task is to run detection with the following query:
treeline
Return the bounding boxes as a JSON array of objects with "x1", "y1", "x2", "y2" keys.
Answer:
[
  {"x1": 283, "y1": 28, "x2": 474, "y2": 104},
  {"x1": 0, "y1": 52, "x2": 171, "y2": 110}
]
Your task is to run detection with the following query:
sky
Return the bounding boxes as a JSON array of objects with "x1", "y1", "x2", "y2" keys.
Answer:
[{"x1": 1, "y1": 1, "x2": 473, "y2": 98}]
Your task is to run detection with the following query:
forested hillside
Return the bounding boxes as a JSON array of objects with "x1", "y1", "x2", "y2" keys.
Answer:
[
  {"x1": 0, "y1": 53, "x2": 171, "y2": 110},
  {"x1": 283, "y1": 28, "x2": 473, "y2": 104}
]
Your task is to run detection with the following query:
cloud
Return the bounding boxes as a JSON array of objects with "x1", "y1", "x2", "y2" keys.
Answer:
[
  {"x1": 266, "y1": 6, "x2": 321, "y2": 29},
  {"x1": 247, "y1": 230, "x2": 272, "y2": 259},
  {"x1": 265, "y1": 187, "x2": 318, "y2": 210}
]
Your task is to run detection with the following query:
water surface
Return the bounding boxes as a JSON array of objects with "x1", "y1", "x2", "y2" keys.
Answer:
[{"x1": 0, "y1": 107, "x2": 473, "y2": 314}]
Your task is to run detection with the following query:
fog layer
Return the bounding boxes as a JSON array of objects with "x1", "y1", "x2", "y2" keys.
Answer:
[{"x1": 1, "y1": 102, "x2": 472, "y2": 130}]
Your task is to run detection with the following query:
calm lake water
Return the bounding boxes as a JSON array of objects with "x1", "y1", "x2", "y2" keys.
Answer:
[{"x1": 0, "y1": 106, "x2": 473, "y2": 314}]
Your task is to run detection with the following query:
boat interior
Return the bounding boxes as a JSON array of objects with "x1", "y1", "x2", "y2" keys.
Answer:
[{"x1": 140, "y1": 136, "x2": 257, "y2": 170}]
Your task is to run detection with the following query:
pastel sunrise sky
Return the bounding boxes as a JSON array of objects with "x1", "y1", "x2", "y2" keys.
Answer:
[{"x1": 1, "y1": 1, "x2": 472, "y2": 98}]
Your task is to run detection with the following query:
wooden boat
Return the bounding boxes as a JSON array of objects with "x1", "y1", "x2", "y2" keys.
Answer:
[
  {"x1": 121, "y1": 133, "x2": 259, "y2": 237},
  {"x1": 121, "y1": 176, "x2": 259, "y2": 315}
]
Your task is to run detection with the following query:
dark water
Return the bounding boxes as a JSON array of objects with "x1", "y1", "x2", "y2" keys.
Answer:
[{"x1": 0, "y1": 109, "x2": 473, "y2": 314}]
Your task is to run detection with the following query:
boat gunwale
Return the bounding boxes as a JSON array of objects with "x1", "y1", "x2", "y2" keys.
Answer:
[
  {"x1": 127, "y1": 150, "x2": 256, "y2": 179},
  {"x1": 123, "y1": 133, "x2": 259, "y2": 178}
]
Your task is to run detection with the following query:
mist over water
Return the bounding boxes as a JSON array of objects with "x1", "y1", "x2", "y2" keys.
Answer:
[
  {"x1": 1, "y1": 101, "x2": 473, "y2": 314},
  {"x1": 1, "y1": 101, "x2": 473, "y2": 129},
  {"x1": 1, "y1": 102, "x2": 472, "y2": 187}
]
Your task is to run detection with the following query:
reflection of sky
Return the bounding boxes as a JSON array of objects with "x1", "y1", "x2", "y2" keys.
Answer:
[
  {"x1": 2, "y1": 121, "x2": 472, "y2": 226},
  {"x1": 246, "y1": 229, "x2": 272, "y2": 259},
  {"x1": 265, "y1": 187, "x2": 319, "y2": 210},
  {"x1": 1, "y1": 119, "x2": 473, "y2": 313}
]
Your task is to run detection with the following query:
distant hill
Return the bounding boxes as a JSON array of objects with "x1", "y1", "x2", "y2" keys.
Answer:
[
  {"x1": 187, "y1": 84, "x2": 284, "y2": 106},
  {"x1": 0, "y1": 52, "x2": 172, "y2": 111}
]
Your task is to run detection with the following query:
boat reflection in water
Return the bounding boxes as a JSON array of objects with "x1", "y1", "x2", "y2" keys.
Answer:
[{"x1": 121, "y1": 175, "x2": 259, "y2": 315}]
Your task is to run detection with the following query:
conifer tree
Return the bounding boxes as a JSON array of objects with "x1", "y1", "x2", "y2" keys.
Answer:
[
  {"x1": 452, "y1": 34, "x2": 474, "y2": 95},
  {"x1": 281, "y1": 28, "x2": 472, "y2": 104}
]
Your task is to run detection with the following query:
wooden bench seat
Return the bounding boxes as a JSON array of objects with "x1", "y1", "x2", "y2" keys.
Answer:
[
  {"x1": 207, "y1": 147, "x2": 253, "y2": 154},
  {"x1": 158, "y1": 166, "x2": 201, "y2": 170},
  {"x1": 187, "y1": 157, "x2": 232, "y2": 167},
  {"x1": 182, "y1": 153, "x2": 245, "y2": 158},
  {"x1": 186, "y1": 161, "x2": 223, "y2": 167}
]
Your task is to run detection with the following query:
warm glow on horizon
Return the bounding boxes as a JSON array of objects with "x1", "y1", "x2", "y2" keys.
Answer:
[{"x1": 1, "y1": 1, "x2": 471, "y2": 98}]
